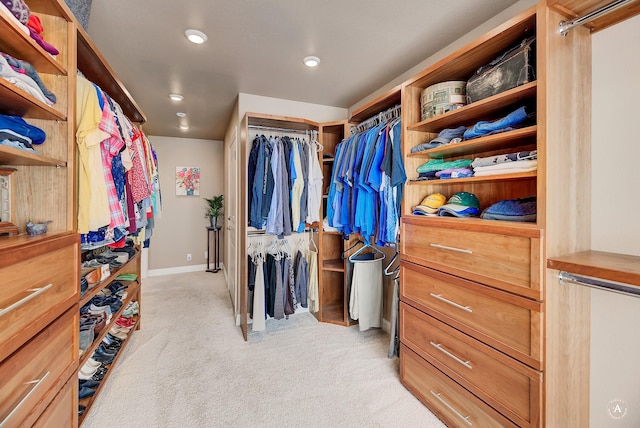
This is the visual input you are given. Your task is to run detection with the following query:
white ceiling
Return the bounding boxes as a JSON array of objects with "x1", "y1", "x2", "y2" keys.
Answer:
[{"x1": 87, "y1": 0, "x2": 521, "y2": 141}]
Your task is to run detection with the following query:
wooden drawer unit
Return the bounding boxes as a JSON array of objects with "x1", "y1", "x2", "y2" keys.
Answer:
[
  {"x1": 401, "y1": 261, "x2": 543, "y2": 369},
  {"x1": 33, "y1": 377, "x2": 77, "y2": 428},
  {"x1": 401, "y1": 218, "x2": 543, "y2": 300},
  {"x1": 401, "y1": 302, "x2": 542, "y2": 426},
  {"x1": 0, "y1": 306, "x2": 78, "y2": 428},
  {"x1": 401, "y1": 344, "x2": 517, "y2": 428},
  {"x1": 0, "y1": 234, "x2": 79, "y2": 361}
]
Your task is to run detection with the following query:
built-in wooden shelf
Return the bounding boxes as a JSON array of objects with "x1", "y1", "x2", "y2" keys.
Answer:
[
  {"x1": 322, "y1": 259, "x2": 345, "y2": 272},
  {"x1": 408, "y1": 126, "x2": 537, "y2": 159},
  {"x1": 0, "y1": 145, "x2": 66, "y2": 166},
  {"x1": 350, "y1": 85, "x2": 401, "y2": 123},
  {"x1": 0, "y1": 78, "x2": 66, "y2": 120},
  {"x1": 407, "y1": 82, "x2": 537, "y2": 133},
  {"x1": 407, "y1": 171, "x2": 537, "y2": 185},
  {"x1": 547, "y1": 250, "x2": 640, "y2": 287},
  {"x1": 0, "y1": 14, "x2": 67, "y2": 75}
]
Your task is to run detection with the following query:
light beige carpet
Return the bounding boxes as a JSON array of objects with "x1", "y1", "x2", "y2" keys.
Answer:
[{"x1": 83, "y1": 271, "x2": 445, "y2": 428}]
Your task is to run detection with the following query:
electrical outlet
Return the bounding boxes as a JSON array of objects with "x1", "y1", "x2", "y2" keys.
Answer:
[
  {"x1": 204, "y1": 251, "x2": 208, "y2": 259},
  {"x1": 186, "y1": 253, "x2": 192, "y2": 261}
]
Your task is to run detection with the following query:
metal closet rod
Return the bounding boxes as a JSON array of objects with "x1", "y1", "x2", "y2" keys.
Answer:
[
  {"x1": 559, "y1": 0, "x2": 636, "y2": 36},
  {"x1": 558, "y1": 271, "x2": 640, "y2": 298},
  {"x1": 248, "y1": 125, "x2": 316, "y2": 135}
]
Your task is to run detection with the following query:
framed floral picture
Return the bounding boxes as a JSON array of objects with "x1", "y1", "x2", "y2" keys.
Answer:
[{"x1": 175, "y1": 166, "x2": 200, "y2": 196}]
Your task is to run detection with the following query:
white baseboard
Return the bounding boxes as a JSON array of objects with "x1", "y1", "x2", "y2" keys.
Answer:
[
  {"x1": 382, "y1": 318, "x2": 391, "y2": 334},
  {"x1": 147, "y1": 263, "x2": 226, "y2": 277},
  {"x1": 147, "y1": 264, "x2": 208, "y2": 277}
]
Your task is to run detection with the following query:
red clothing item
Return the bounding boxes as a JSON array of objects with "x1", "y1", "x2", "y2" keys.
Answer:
[{"x1": 27, "y1": 15, "x2": 44, "y2": 34}]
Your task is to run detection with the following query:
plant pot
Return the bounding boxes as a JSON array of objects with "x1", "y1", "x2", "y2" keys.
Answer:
[{"x1": 209, "y1": 216, "x2": 218, "y2": 228}]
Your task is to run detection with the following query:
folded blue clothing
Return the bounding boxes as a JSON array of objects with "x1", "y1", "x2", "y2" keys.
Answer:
[
  {"x1": 464, "y1": 106, "x2": 529, "y2": 140},
  {"x1": 0, "y1": 114, "x2": 46, "y2": 144}
]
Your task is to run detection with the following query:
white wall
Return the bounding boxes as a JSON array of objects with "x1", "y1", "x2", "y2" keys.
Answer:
[
  {"x1": 238, "y1": 93, "x2": 347, "y2": 123},
  {"x1": 147, "y1": 135, "x2": 224, "y2": 275},
  {"x1": 590, "y1": 14, "x2": 640, "y2": 428},
  {"x1": 349, "y1": 0, "x2": 537, "y2": 113}
]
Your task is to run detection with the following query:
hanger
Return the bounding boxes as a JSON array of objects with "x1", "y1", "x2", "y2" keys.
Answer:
[
  {"x1": 341, "y1": 238, "x2": 365, "y2": 259},
  {"x1": 384, "y1": 250, "x2": 400, "y2": 276},
  {"x1": 309, "y1": 235, "x2": 318, "y2": 253},
  {"x1": 348, "y1": 241, "x2": 386, "y2": 263}
]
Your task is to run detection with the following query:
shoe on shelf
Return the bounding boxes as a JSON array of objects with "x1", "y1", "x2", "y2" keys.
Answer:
[
  {"x1": 79, "y1": 379, "x2": 100, "y2": 389},
  {"x1": 103, "y1": 333, "x2": 125, "y2": 345},
  {"x1": 122, "y1": 301, "x2": 139, "y2": 318},
  {"x1": 78, "y1": 405, "x2": 86, "y2": 416},
  {"x1": 115, "y1": 317, "x2": 136, "y2": 328},
  {"x1": 78, "y1": 386, "x2": 96, "y2": 400}
]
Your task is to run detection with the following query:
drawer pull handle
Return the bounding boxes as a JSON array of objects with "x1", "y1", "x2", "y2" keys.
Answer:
[
  {"x1": 0, "y1": 371, "x2": 50, "y2": 428},
  {"x1": 0, "y1": 284, "x2": 53, "y2": 317},
  {"x1": 430, "y1": 243, "x2": 472, "y2": 254},
  {"x1": 429, "y1": 293, "x2": 473, "y2": 313},
  {"x1": 430, "y1": 390, "x2": 472, "y2": 426},
  {"x1": 430, "y1": 341, "x2": 473, "y2": 369}
]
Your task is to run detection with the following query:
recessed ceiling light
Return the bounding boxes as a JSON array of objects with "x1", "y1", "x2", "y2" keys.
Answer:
[
  {"x1": 179, "y1": 124, "x2": 190, "y2": 131},
  {"x1": 303, "y1": 56, "x2": 320, "y2": 67},
  {"x1": 185, "y1": 29, "x2": 207, "y2": 44},
  {"x1": 176, "y1": 112, "x2": 187, "y2": 118},
  {"x1": 169, "y1": 93, "x2": 184, "y2": 101}
]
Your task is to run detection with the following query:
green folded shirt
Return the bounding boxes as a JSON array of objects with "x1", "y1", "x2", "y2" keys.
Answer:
[{"x1": 416, "y1": 158, "x2": 473, "y2": 173}]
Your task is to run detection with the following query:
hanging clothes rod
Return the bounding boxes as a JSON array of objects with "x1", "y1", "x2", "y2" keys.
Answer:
[
  {"x1": 558, "y1": 271, "x2": 640, "y2": 298},
  {"x1": 248, "y1": 125, "x2": 314, "y2": 135},
  {"x1": 351, "y1": 103, "x2": 401, "y2": 133},
  {"x1": 247, "y1": 227, "x2": 318, "y2": 236},
  {"x1": 558, "y1": 0, "x2": 636, "y2": 36}
]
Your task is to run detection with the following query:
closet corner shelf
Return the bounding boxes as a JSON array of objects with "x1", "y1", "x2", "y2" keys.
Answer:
[
  {"x1": 407, "y1": 126, "x2": 537, "y2": 159},
  {"x1": 322, "y1": 259, "x2": 345, "y2": 272},
  {"x1": 407, "y1": 171, "x2": 537, "y2": 185},
  {"x1": 0, "y1": 145, "x2": 67, "y2": 166},
  {"x1": 349, "y1": 84, "x2": 401, "y2": 123},
  {"x1": 547, "y1": 250, "x2": 640, "y2": 287},
  {"x1": 78, "y1": 315, "x2": 140, "y2": 426},
  {"x1": 321, "y1": 303, "x2": 357, "y2": 327},
  {"x1": 0, "y1": 78, "x2": 67, "y2": 121},
  {"x1": 0, "y1": 15, "x2": 68, "y2": 75},
  {"x1": 321, "y1": 230, "x2": 342, "y2": 236},
  {"x1": 407, "y1": 82, "x2": 537, "y2": 133}
]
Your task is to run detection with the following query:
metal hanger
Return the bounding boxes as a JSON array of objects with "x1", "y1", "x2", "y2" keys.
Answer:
[
  {"x1": 384, "y1": 250, "x2": 400, "y2": 276},
  {"x1": 348, "y1": 241, "x2": 386, "y2": 263}
]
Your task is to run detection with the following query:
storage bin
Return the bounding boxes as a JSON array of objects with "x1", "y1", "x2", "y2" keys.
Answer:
[
  {"x1": 466, "y1": 36, "x2": 536, "y2": 104},
  {"x1": 420, "y1": 81, "x2": 466, "y2": 121}
]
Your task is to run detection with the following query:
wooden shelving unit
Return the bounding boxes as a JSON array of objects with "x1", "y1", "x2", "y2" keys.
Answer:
[{"x1": 548, "y1": 250, "x2": 640, "y2": 287}]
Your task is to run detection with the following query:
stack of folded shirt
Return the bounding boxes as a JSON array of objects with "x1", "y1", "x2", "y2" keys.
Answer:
[
  {"x1": 411, "y1": 125, "x2": 466, "y2": 153},
  {"x1": 417, "y1": 158, "x2": 473, "y2": 174},
  {"x1": 436, "y1": 167, "x2": 474, "y2": 179},
  {"x1": 0, "y1": 52, "x2": 56, "y2": 105},
  {"x1": 481, "y1": 196, "x2": 537, "y2": 222},
  {"x1": 464, "y1": 106, "x2": 531, "y2": 140},
  {"x1": 472, "y1": 149, "x2": 537, "y2": 177},
  {"x1": 0, "y1": 114, "x2": 46, "y2": 152}
]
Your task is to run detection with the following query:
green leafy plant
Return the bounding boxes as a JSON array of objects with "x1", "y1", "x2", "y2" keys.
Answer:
[{"x1": 204, "y1": 195, "x2": 224, "y2": 219}]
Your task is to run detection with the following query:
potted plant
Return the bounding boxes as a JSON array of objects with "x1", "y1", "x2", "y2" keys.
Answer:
[{"x1": 204, "y1": 195, "x2": 224, "y2": 228}]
